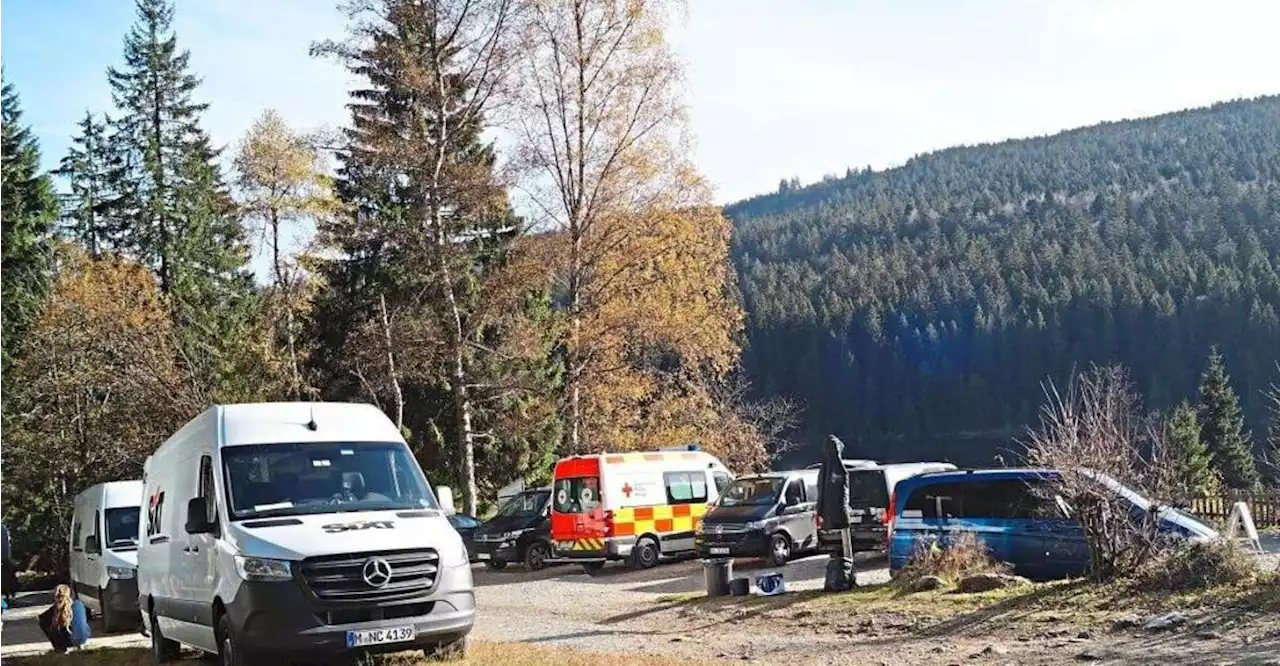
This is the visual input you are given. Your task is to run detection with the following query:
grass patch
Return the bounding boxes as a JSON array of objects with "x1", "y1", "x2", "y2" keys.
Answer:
[
  {"x1": 3, "y1": 642, "x2": 713, "y2": 666},
  {"x1": 892, "y1": 531, "x2": 1012, "y2": 593}
]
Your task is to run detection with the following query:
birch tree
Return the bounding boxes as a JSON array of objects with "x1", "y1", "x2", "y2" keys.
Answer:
[{"x1": 315, "y1": 0, "x2": 522, "y2": 514}]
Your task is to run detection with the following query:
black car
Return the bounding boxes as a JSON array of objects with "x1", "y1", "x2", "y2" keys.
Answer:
[
  {"x1": 695, "y1": 470, "x2": 819, "y2": 566},
  {"x1": 474, "y1": 488, "x2": 554, "y2": 572},
  {"x1": 448, "y1": 513, "x2": 480, "y2": 562}
]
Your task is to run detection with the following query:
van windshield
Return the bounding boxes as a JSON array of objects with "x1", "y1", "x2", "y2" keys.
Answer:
[
  {"x1": 495, "y1": 491, "x2": 550, "y2": 518},
  {"x1": 222, "y1": 442, "x2": 437, "y2": 520},
  {"x1": 719, "y1": 478, "x2": 784, "y2": 507},
  {"x1": 105, "y1": 507, "x2": 140, "y2": 549}
]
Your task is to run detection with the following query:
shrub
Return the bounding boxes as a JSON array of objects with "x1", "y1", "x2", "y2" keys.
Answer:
[
  {"x1": 894, "y1": 531, "x2": 1010, "y2": 591},
  {"x1": 1134, "y1": 539, "x2": 1260, "y2": 591}
]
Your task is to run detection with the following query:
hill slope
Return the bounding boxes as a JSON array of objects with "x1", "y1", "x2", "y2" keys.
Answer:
[{"x1": 728, "y1": 96, "x2": 1280, "y2": 464}]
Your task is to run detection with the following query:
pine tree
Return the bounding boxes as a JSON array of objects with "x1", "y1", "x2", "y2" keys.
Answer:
[
  {"x1": 1264, "y1": 370, "x2": 1280, "y2": 487},
  {"x1": 1196, "y1": 347, "x2": 1261, "y2": 489},
  {"x1": 55, "y1": 111, "x2": 124, "y2": 257},
  {"x1": 1, "y1": 73, "x2": 57, "y2": 371},
  {"x1": 1166, "y1": 401, "x2": 1220, "y2": 499},
  {"x1": 106, "y1": 0, "x2": 254, "y2": 396}
]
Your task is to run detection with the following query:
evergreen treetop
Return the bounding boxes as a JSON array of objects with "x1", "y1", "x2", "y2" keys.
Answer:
[{"x1": 1197, "y1": 347, "x2": 1261, "y2": 489}]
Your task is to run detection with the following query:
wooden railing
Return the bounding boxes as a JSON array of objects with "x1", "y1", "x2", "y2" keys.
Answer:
[{"x1": 1190, "y1": 490, "x2": 1280, "y2": 529}]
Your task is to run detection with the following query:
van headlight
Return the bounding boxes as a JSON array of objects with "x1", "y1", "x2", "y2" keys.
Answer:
[
  {"x1": 744, "y1": 520, "x2": 767, "y2": 530},
  {"x1": 234, "y1": 556, "x2": 293, "y2": 581},
  {"x1": 106, "y1": 566, "x2": 135, "y2": 580}
]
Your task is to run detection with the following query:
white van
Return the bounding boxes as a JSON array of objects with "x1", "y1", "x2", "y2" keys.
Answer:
[
  {"x1": 69, "y1": 480, "x2": 144, "y2": 631},
  {"x1": 137, "y1": 403, "x2": 474, "y2": 664}
]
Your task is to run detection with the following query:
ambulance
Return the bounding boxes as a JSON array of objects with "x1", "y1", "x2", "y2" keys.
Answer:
[{"x1": 550, "y1": 445, "x2": 732, "y2": 571}]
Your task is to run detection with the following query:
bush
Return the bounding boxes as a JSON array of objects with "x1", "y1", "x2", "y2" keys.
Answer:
[
  {"x1": 894, "y1": 531, "x2": 1011, "y2": 591},
  {"x1": 1133, "y1": 539, "x2": 1260, "y2": 591}
]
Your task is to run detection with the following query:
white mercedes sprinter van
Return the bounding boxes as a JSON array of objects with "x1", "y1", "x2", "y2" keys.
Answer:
[
  {"x1": 69, "y1": 480, "x2": 144, "y2": 631},
  {"x1": 137, "y1": 403, "x2": 474, "y2": 665}
]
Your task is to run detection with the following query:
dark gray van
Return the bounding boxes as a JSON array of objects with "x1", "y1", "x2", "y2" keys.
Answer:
[{"x1": 694, "y1": 470, "x2": 819, "y2": 566}]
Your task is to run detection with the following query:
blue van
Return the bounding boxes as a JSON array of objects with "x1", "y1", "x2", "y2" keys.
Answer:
[{"x1": 887, "y1": 469, "x2": 1219, "y2": 581}]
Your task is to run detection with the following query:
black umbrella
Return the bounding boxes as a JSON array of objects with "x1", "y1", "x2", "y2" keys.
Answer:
[{"x1": 818, "y1": 435, "x2": 855, "y2": 592}]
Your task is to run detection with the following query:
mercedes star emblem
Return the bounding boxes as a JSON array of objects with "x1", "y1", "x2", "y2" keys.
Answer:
[{"x1": 361, "y1": 557, "x2": 393, "y2": 588}]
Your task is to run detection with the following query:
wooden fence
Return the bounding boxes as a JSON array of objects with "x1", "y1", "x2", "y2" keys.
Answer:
[{"x1": 1190, "y1": 490, "x2": 1280, "y2": 529}]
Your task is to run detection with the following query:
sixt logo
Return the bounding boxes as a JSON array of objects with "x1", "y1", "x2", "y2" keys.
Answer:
[{"x1": 321, "y1": 520, "x2": 395, "y2": 534}]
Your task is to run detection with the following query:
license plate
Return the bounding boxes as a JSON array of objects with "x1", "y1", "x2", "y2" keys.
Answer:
[
  {"x1": 710, "y1": 547, "x2": 730, "y2": 555},
  {"x1": 477, "y1": 553, "x2": 491, "y2": 560},
  {"x1": 851, "y1": 516, "x2": 864, "y2": 524},
  {"x1": 346, "y1": 626, "x2": 414, "y2": 648}
]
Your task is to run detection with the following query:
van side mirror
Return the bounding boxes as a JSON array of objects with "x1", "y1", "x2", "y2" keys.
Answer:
[
  {"x1": 436, "y1": 486, "x2": 456, "y2": 515},
  {"x1": 184, "y1": 497, "x2": 217, "y2": 535},
  {"x1": 84, "y1": 534, "x2": 101, "y2": 555}
]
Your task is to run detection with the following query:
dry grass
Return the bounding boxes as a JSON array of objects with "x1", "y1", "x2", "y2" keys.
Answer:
[
  {"x1": 892, "y1": 531, "x2": 1011, "y2": 591},
  {"x1": 1134, "y1": 539, "x2": 1263, "y2": 591},
  {"x1": 3, "y1": 642, "x2": 711, "y2": 666}
]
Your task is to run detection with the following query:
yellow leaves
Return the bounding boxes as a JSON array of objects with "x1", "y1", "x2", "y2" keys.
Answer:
[{"x1": 234, "y1": 109, "x2": 342, "y2": 230}]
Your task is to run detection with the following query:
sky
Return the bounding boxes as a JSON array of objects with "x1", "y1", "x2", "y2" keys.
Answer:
[{"x1": 3, "y1": 0, "x2": 1280, "y2": 271}]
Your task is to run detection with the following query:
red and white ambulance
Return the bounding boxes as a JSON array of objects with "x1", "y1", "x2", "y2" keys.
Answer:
[{"x1": 550, "y1": 445, "x2": 732, "y2": 571}]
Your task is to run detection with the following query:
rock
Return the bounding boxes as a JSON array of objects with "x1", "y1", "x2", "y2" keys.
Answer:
[
  {"x1": 1078, "y1": 647, "x2": 1109, "y2": 661},
  {"x1": 956, "y1": 573, "x2": 1031, "y2": 593},
  {"x1": 913, "y1": 575, "x2": 946, "y2": 592},
  {"x1": 1143, "y1": 612, "x2": 1188, "y2": 632},
  {"x1": 1194, "y1": 630, "x2": 1222, "y2": 640},
  {"x1": 1076, "y1": 630, "x2": 1094, "y2": 640},
  {"x1": 980, "y1": 645, "x2": 1009, "y2": 656},
  {"x1": 792, "y1": 609, "x2": 813, "y2": 619},
  {"x1": 1113, "y1": 614, "x2": 1144, "y2": 630}
]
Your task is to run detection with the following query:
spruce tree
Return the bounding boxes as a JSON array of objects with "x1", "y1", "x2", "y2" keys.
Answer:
[
  {"x1": 1, "y1": 73, "x2": 57, "y2": 371},
  {"x1": 1166, "y1": 401, "x2": 1220, "y2": 499},
  {"x1": 1196, "y1": 347, "x2": 1261, "y2": 489},
  {"x1": 106, "y1": 0, "x2": 254, "y2": 394},
  {"x1": 55, "y1": 112, "x2": 124, "y2": 257}
]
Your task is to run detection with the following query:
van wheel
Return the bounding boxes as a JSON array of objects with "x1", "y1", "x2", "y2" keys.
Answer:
[
  {"x1": 149, "y1": 611, "x2": 180, "y2": 663},
  {"x1": 524, "y1": 542, "x2": 551, "y2": 572},
  {"x1": 425, "y1": 633, "x2": 471, "y2": 661},
  {"x1": 217, "y1": 614, "x2": 255, "y2": 666},
  {"x1": 768, "y1": 533, "x2": 793, "y2": 567},
  {"x1": 484, "y1": 560, "x2": 508, "y2": 571},
  {"x1": 632, "y1": 536, "x2": 660, "y2": 570},
  {"x1": 99, "y1": 590, "x2": 117, "y2": 632}
]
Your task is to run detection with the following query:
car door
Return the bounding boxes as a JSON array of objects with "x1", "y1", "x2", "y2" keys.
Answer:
[{"x1": 778, "y1": 478, "x2": 809, "y2": 548}]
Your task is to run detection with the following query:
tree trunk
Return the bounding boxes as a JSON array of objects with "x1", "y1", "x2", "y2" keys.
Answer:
[
  {"x1": 271, "y1": 208, "x2": 302, "y2": 398},
  {"x1": 378, "y1": 294, "x2": 405, "y2": 431}
]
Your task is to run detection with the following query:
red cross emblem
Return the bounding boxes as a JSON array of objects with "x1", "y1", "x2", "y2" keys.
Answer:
[{"x1": 622, "y1": 483, "x2": 633, "y2": 498}]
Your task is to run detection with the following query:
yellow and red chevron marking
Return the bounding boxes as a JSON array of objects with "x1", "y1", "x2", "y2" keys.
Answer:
[
  {"x1": 611, "y1": 503, "x2": 707, "y2": 537},
  {"x1": 562, "y1": 538, "x2": 604, "y2": 551}
]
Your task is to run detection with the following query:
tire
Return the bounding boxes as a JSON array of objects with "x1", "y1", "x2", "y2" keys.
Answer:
[
  {"x1": 99, "y1": 591, "x2": 128, "y2": 632},
  {"x1": 149, "y1": 610, "x2": 180, "y2": 664},
  {"x1": 631, "y1": 536, "x2": 660, "y2": 570},
  {"x1": 523, "y1": 542, "x2": 551, "y2": 572},
  {"x1": 484, "y1": 560, "x2": 508, "y2": 571},
  {"x1": 768, "y1": 533, "x2": 792, "y2": 567},
  {"x1": 216, "y1": 613, "x2": 254, "y2": 666},
  {"x1": 425, "y1": 633, "x2": 471, "y2": 661},
  {"x1": 581, "y1": 561, "x2": 605, "y2": 575}
]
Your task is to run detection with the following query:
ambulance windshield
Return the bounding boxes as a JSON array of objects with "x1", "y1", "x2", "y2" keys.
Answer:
[{"x1": 553, "y1": 477, "x2": 601, "y2": 514}]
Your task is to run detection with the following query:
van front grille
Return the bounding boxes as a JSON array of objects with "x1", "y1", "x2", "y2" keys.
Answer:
[{"x1": 300, "y1": 549, "x2": 439, "y2": 603}]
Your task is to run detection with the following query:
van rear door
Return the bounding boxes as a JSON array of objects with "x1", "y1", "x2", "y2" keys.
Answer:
[{"x1": 551, "y1": 475, "x2": 605, "y2": 552}]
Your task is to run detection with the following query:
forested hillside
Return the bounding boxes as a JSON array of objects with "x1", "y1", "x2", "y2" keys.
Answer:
[{"x1": 729, "y1": 96, "x2": 1280, "y2": 465}]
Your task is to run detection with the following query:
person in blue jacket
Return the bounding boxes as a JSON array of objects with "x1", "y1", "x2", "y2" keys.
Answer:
[{"x1": 38, "y1": 585, "x2": 91, "y2": 652}]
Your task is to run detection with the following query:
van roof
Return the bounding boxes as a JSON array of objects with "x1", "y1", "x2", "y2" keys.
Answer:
[
  {"x1": 741, "y1": 469, "x2": 819, "y2": 481},
  {"x1": 80, "y1": 480, "x2": 143, "y2": 508},
  {"x1": 214, "y1": 402, "x2": 401, "y2": 448},
  {"x1": 897, "y1": 467, "x2": 1058, "y2": 488}
]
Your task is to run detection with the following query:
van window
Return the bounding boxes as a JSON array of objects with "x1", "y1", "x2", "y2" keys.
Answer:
[
  {"x1": 222, "y1": 441, "x2": 437, "y2": 520},
  {"x1": 105, "y1": 508, "x2": 141, "y2": 549},
  {"x1": 664, "y1": 472, "x2": 708, "y2": 505},
  {"x1": 71, "y1": 519, "x2": 83, "y2": 552},
  {"x1": 198, "y1": 455, "x2": 217, "y2": 524},
  {"x1": 783, "y1": 479, "x2": 805, "y2": 505},
  {"x1": 961, "y1": 480, "x2": 1054, "y2": 519},
  {"x1": 719, "y1": 477, "x2": 783, "y2": 507},
  {"x1": 554, "y1": 477, "x2": 600, "y2": 514},
  {"x1": 804, "y1": 476, "x2": 819, "y2": 502},
  {"x1": 904, "y1": 482, "x2": 963, "y2": 519},
  {"x1": 713, "y1": 472, "x2": 732, "y2": 495},
  {"x1": 848, "y1": 469, "x2": 889, "y2": 508}
]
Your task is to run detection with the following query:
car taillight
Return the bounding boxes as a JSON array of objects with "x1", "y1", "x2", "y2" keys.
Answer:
[
  {"x1": 815, "y1": 514, "x2": 823, "y2": 530},
  {"x1": 884, "y1": 490, "x2": 896, "y2": 541},
  {"x1": 604, "y1": 509, "x2": 615, "y2": 537}
]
